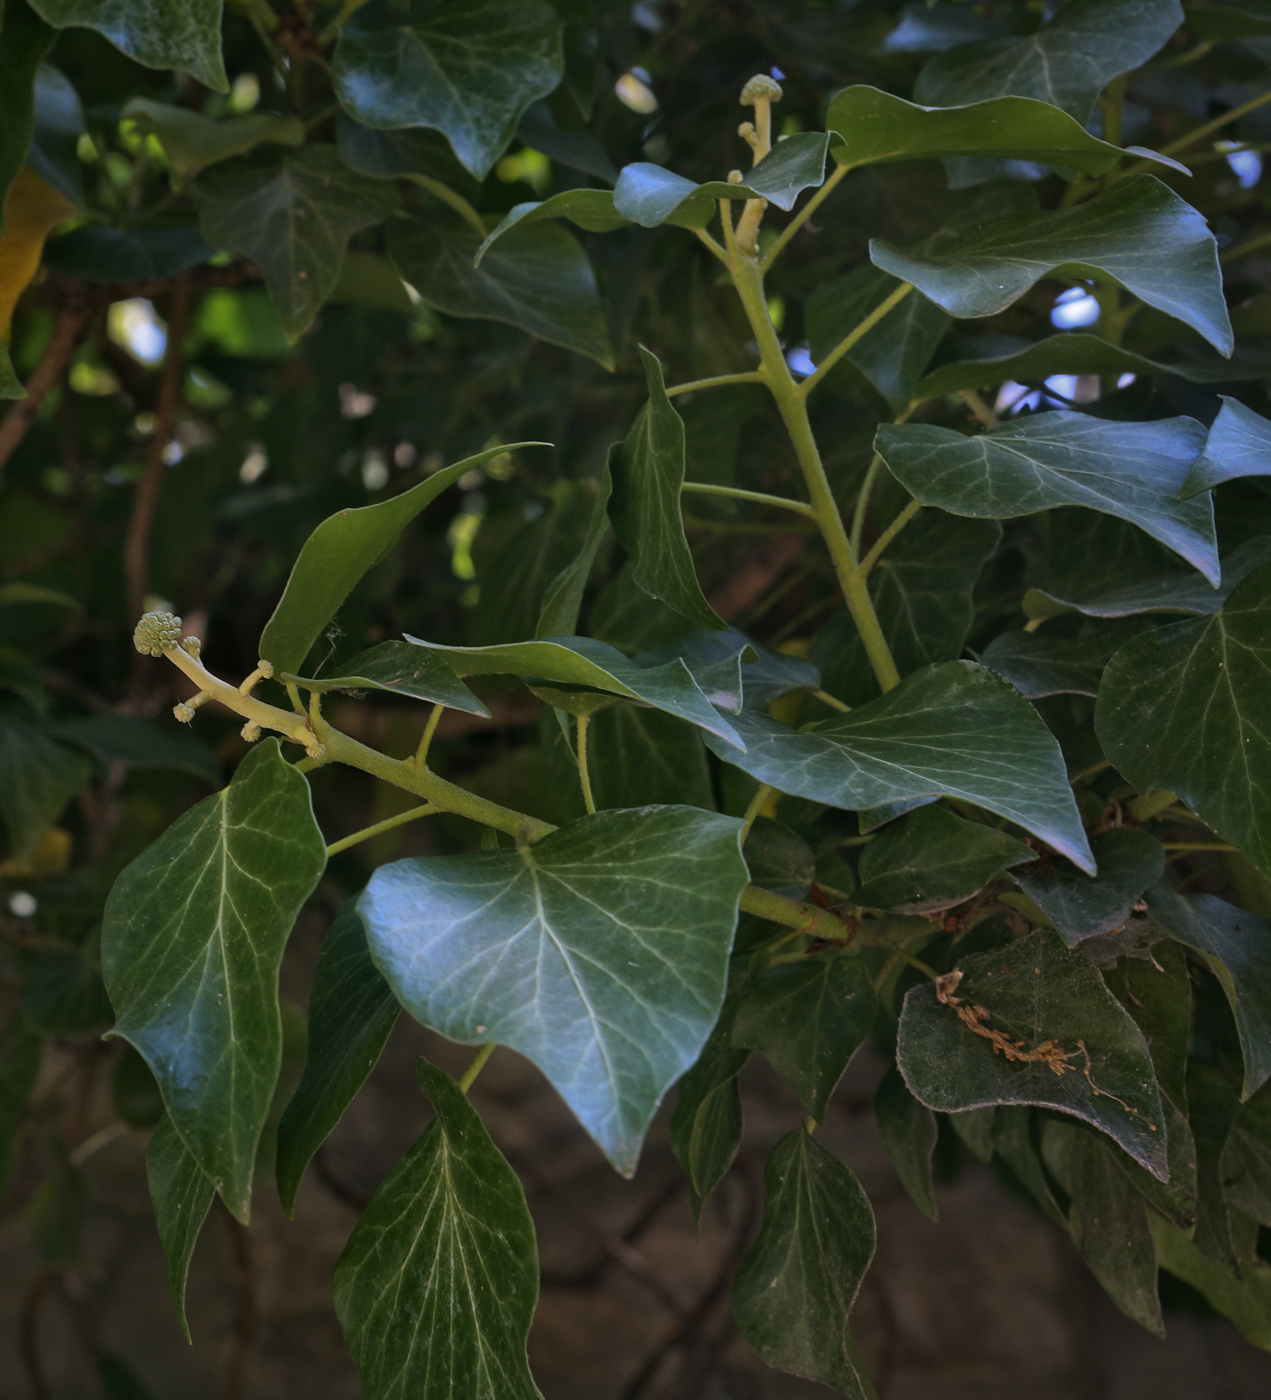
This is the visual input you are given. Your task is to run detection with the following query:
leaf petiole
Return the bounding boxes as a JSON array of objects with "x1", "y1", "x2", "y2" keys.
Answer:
[{"x1": 325, "y1": 804, "x2": 437, "y2": 857}]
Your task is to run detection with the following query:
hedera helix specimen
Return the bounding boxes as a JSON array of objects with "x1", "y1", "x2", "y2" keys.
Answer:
[{"x1": 17, "y1": 5, "x2": 1266, "y2": 1392}]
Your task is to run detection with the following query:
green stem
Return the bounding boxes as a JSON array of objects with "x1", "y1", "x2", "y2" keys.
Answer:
[
  {"x1": 1163, "y1": 842, "x2": 1238, "y2": 854},
  {"x1": 739, "y1": 885, "x2": 854, "y2": 940},
  {"x1": 958, "y1": 389, "x2": 999, "y2": 429},
  {"x1": 812, "y1": 689, "x2": 850, "y2": 713},
  {"x1": 681, "y1": 480, "x2": 816, "y2": 518},
  {"x1": 325, "y1": 804, "x2": 436, "y2": 857},
  {"x1": 1158, "y1": 87, "x2": 1271, "y2": 158},
  {"x1": 800, "y1": 283, "x2": 914, "y2": 398},
  {"x1": 760, "y1": 162, "x2": 851, "y2": 272},
  {"x1": 849, "y1": 454, "x2": 884, "y2": 558},
  {"x1": 665, "y1": 370, "x2": 767, "y2": 398},
  {"x1": 458, "y1": 1043, "x2": 495, "y2": 1093},
  {"x1": 576, "y1": 713, "x2": 596, "y2": 815},
  {"x1": 856, "y1": 499, "x2": 921, "y2": 578},
  {"x1": 740, "y1": 784, "x2": 774, "y2": 843},
  {"x1": 406, "y1": 174, "x2": 486, "y2": 237},
  {"x1": 415, "y1": 703, "x2": 443, "y2": 768},
  {"x1": 317, "y1": 0, "x2": 373, "y2": 43}
]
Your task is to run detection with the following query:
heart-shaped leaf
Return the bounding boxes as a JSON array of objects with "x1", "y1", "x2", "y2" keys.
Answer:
[
  {"x1": 283, "y1": 641, "x2": 487, "y2": 716},
  {"x1": 1182, "y1": 396, "x2": 1271, "y2": 498},
  {"x1": 146, "y1": 1112, "x2": 214, "y2": 1341},
  {"x1": 704, "y1": 660, "x2": 1094, "y2": 873},
  {"x1": 871, "y1": 176, "x2": 1232, "y2": 357},
  {"x1": 101, "y1": 740, "x2": 327, "y2": 1221},
  {"x1": 876, "y1": 413, "x2": 1219, "y2": 583},
  {"x1": 1015, "y1": 829, "x2": 1165, "y2": 944},
  {"x1": 358, "y1": 806, "x2": 749, "y2": 1173}
]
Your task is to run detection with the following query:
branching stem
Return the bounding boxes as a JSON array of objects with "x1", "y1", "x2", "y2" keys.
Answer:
[{"x1": 326, "y1": 804, "x2": 436, "y2": 857}]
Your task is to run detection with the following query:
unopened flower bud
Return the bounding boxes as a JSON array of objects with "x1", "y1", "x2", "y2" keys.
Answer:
[
  {"x1": 727, "y1": 169, "x2": 744, "y2": 184},
  {"x1": 241, "y1": 721, "x2": 262, "y2": 742},
  {"x1": 741, "y1": 73, "x2": 783, "y2": 106},
  {"x1": 173, "y1": 702, "x2": 196, "y2": 724},
  {"x1": 133, "y1": 611, "x2": 183, "y2": 656},
  {"x1": 738, "y1": 120, "x2": 759, "y2": 149},
  {"x1": 180, "y1": 635, "x2": 202, "y2": 658}
]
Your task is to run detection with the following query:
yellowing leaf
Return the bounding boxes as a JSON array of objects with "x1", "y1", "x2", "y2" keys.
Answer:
[{"x1": 0, "y1": 164, "x2": 78, "y2": 338}]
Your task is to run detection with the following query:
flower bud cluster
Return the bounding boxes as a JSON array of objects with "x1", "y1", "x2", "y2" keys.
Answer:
[{"x1": 133, "y1": 611, "x2": 184, "y2": 656}]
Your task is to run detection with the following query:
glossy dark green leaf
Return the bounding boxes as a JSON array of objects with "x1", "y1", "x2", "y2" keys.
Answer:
[
  {"x1": 21, "y1": 949, "x2": 112, "y2": 1033},
  {"x1": 609, "y1": 348, "x2": 726, "y2": 630},
  {"x1": 898, "y1": 929, "x2": 1167, "y2": 1175},
  {"x1": 1040, "y1": 1118, "x2": 1163, "y2": 1335},
  {"x1": 284, "y1": 641, "x2": 487, "y2": 715},
  {"x1": 587, "y1": 705, "x2": 715, "y2": 811},
  {"x1": 27, "y1": 65, "x2": 84, "y2": 206},
  {"x1": 743, "y1": 818, "x2": 815, "y2": 899},
  {"x1": 876, "y1": 1066, "x2": 938, "y2": 1219},
  {"x1": 259, "y1": 443, "x2": 532, "y2": 676},
  {"x1": 101, "y1": 740, "x2": 327, "y2": 1221},
  {"x1": 705, "y1": 661, "x2": 1095, "y2": 873},
  {"x1": 1116, "y1": 1097, "x2": 1198, "y2": 1232},
  {"x1": 825, "y1": 85, "x2": 1126, "y2": 173},
  {"x1": 476, "y1": 190, "x2": 627, "y2": 263},
  {"x1": 1015, "y1": 830, "x2": 1164, "y2": 944},
  {"x1": 52, "y1": 714, "x2": 220, "y2": 783},
  {"x1": 1222, "y1": 1082, "x2": 1271, "y2": 1226},
  {"x1": 518, "y1": 99, "x2": 615, "y2": 182},
  {"x1": 613, "y1": 132, "x2": 831, "y2": 229},
  {"x1": 816, "y1": 512, "x2": 1001, "y2": 708},
  {"x1": 733, "y1": 953, "x2": 876, "y2": 1120},
  {"x1": 29, "y1": 0, "x2": 227, "y2": 91},
  {"x1": 914, "y1": 0, "x2": 1183, "y2": 122},
  {"x1": 41, "y1": 223, "x2": 212, "y2": 281},
  {"x1": 732, "y1": 1129, "x2": 877, "y2": 1399},
  {"x1": 1144, "y1": 882, "x2": 1271, "y2": 1098},
  {"x1": 0, "y1": 1, "x2": 55, "y2": 235},
  {"x1": 1096, "y1": 563, "x2": 1271, "y2": 881},
  {"x1": 336, "y1": 112, "x2": 478, "y2": 191},
  {"x1": 1182, "y1": 396, "x2": 1271, "y2": 498},
  {"x1": 980, "y1": 621, "x2": 1155, "y2": 699},
  {"x1": 991, "y1": 1107, "x2": 1066, "y2": 1225},
  {"x1": 389, "y1": 215, "x2": 613, "y2": 367},
  {"x1": 146, "y1": 1112, "x2": 214, "y2": 1342},
  {"x1": 878, "y1": 413, "x2": 1218, "y2": 583},
  {"x1": 193, "y1": 147, "x2": 399, "y2": 341},
  {"x1": 405, "y1": 634, "x2": 743, "y2": 746},
  {"x1": 333, "y1": 1057, "x2": 542, "y2": 1400},
  {"x1": 881, "y1": 2, "x2": 996, "y2": 53},
  {"x1": 0, "y1": 1015, "x2": 41, "y2": 1197},
  {"x1": 536, "y1": 458, "x2": 612, "y2": 637},
  {"x1": 872, "y1": 176, "x2": 1232, "y2": 357},
  {"x1": 807, "y1": 263, "x2": 950, "y2": 412},
  {"x1": 359, "y1": 806, "x2": 747, "y2": 1173},
  {"x1": 855, "y1": 804, "x2": 1035, "y2": 914},
  {"x1": 332, "y1": 0, "x2": 563, "y2": 180},
  {"x1": 949, "y1": 1105, "x2": 995, "y2": 1161},
  {"x1": 1106, "y1": 940, "x2": 1192, "y2": 1115},
  {"x1": 0, "y1": 716, "x2": 90, "y2": 861},
  {"x1": 276, "y1": 901, "x2": 400, "y2": 1215}
]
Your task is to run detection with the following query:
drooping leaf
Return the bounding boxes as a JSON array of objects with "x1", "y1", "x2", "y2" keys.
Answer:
[
  {"x1": 587, "y1": 705, "x2": 715, "y2": 811},
  {"x1": 332, "y1": 0, "x2": 564, "y2": 180},
  {"x1": 404, "y1": 634, "x2": 743, "y2": 746},
  {"x1": 816, "y1": 512, "x2": 1001, "y2": 707},
  {"x1": 807, "y1": 263, "x2": 950, "y2": 412},
  {"x1": 1015, "y1": 830, "x2": 1165, "y2": 944},
  {"x1": 825, "y1": 85, "x2": 1128, "y2": 173},
  {"x1": 1144, "y1": 882, "x2": 1271, "y2": 1099},
  {"x1": 193, "y1": 147, "x2": 400, "y2": 341},
  {"x1": 359, "y1": 806, "x2": 748, "y2": 1173},
  {"x1": 1105, "y1": 939, "x2": 1192, "y2": 1115},
  {"x1": 871, "y1": 176, "x2": 1232, "y2": 357},
  {"x1": 980, "y1": 620, "x2": 1156, "y2": 699},
  {"x1": 1222, "y1": 1081, "x2": 1271, "y2": 1227},
  {"x1": 0, "y1": 1015, "x2": 41, "y2": 1197},
  {"x1": 518, "y1": 98, "x2": 616, "y2": 182},
  {"x1": 898, "y1": 929, "x2": 1167, "y2": 1176},
  {"x1": 0, "y1": 716, "x2": 90, "y2": 862},
  {"x1": 732, "y1": 1130, "x2": 877, "y2": 1400},
  {"x1": 52, "y1": 714, "x2": 221, "y2": 783},
  {"x1": 29, "y1": 0, "x2": 228, "y2": 92},
  {"x1": 1186, "y1": 1058, "x2": 1242, "y2": 1268},
  {"x1": 284, "y1": 641, "x2": 488, "y2": 715},
  {"x1": 609, "y1": 347, "x2": 726, "y2": 630},
  {"x1": 991, "y1": 1107, "x2": 1066, "y2": 1225},
  {"x1": 914, "y1": 0, "x2": 1183, "y2": 122},
  {"x1": 389, "y1": 214, "x2": 613, "y2": 368},
  {"x1": 705, "y1": 660, "x2": 1095, "y2": 873},
  {"x1": 536, "y1": 457, "x2": 613, "y2": 637},
  {"x1": 122, "y1": 98, "x2": 303, "y2": 185},
  {"x1": 42, "y1": 223, "x2": 212, "y2": 281},
  {"x1": 732, "y1": 953, "x2": 876, "y2": 1120},
  {"x1": 949, "y1": 1106, "x2": 996, "y2": 1160},
  {"x1": 1095, "y1": 562, "x2": 1271, "y2": 881},
  {"x1": 875, "y1": 1066, "x2": 938, "y2": 1219},
  {"x1": 743, "y1": 818, "x2": 816, "y2": 899},
  {"x1": 1182, "y1": 396, "x2": 1271, "y2": 498},
  {"x1": 332, "y1": 1057, "x2": 542, "y2": 1400},
  {"x1": 101, "y1": 740, "x2": 327, "y2": 1221},
  {"x1": 146, "y1": 1112, "x2": 214, "y2": 1342},
  {"x1": 258, "y1": 444, "x2": 537, "y2": 676},
  {"x1": 855, "y1": 804, "x2": 1035, "y2": 914},
  {"x1": 276, "y1": 901, "x2": 400, "y2": 1216},
  {"x1": 1040, "y1": 1118, "x2": 1163, "y2": 1335},
  {"x1": 0, "y1": 1, "x2": 55, "y2": 236},
  {"x1": 878, "y1": 413, "x2": 1218, "y2": 583}
]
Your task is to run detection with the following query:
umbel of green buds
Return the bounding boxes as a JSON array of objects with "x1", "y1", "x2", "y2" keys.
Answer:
[{"x1": 133, "y1": 611, "x2": 184, "y2": 656}]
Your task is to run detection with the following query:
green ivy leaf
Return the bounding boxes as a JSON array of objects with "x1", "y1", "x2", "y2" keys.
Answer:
[
  {"x1": 1222, "y1": 1081, "x2": 1271, "y2": 1226},
  {"x1": 332, "y1": 0, "x2": 564, "y2": 180},
  {"x1": 193, "y1": 147, "x2": 400, "y2": 341},
  {"x1": 880, "y1": 2, "x2": 996, "y2": 53},
  {"x1": 1182, "y1": 396, "x2": 1271, "y2": 498},
  {"x1": 1153, "y1": 1214, "x2": 1271, "y2": 1349},
  {"x1": 980, "y1": 620, "x2": 1155, "y2": 699},
  {"x1": 332, "y1": 1057, "x2": 542, "y2": 1400},
  {"x1": 991, "y1": 1107, "x2": 1067, "y2": 1225},
  {"x1": 28, "y1": 65, "x2": 84, "y2": 206},
  {"x1": 1096, "y1": 562, "x2": 1271, "y2": 881},
  {"x1": 826, "y1": 84, "x2": 1127, "y2": 172},
  {"x1": 871, "y1": 176, "x2": 1232, "y2": 356},
  {"x1": 914, "y1": 0, "x2": 1183, "y2": 122},
  {"x1": 1040, "y1": 1118, "x2": 1164, "y2": 1335},
  {"x1": 0, "y1": 1016, "x2": 41, "y2": 1197},
  {"x1": 283, "y1": 641, "x2": 487, "y2": 716},
  {"x1": 0, "y1": 1, "x2": 55, "y2": 236},
  {"x1": 586, "y1": 706, "x2": 715, "y2": 811},
  {"x1": 743, "y1": 818, "x2": 815, "y2": 898},
  {"x1": 336, "y1": 111, "x2": 478, "y2": 191},
  {"x1": 876, "y1": 413, "x2": 1219, "y2": 583},
  {"x1": 732, "y1": 953, "x2": 876, "y2": 1120},
  {"x1": 476, "y1": 190, "x2": 627, "y2": 264},
  {"x1": 29, "y1": 0, "x2": 228, "y2": 92},
  {"x1": 259, "y1": 443, "x2": 536, "y2": 676},
  {"x1": 854, "y1": 804, "x2": 1035, "y2": 914},
  {"x1": 1106, "y1": 940, "x2": 1193, "y2": 1116},
  {"x1": 276, "y1": 901, "x2": 400, "y2": 1216},
  {"x1": 146, "y1": 1112, "x2": 214, "y2": 1342},
  {"x1": 518, "y1": 99, "x2": 616, "y2": 183},
  {"x1": 42, "y1": 224, "x2": 212, "y2": 281},
  {"x1": 807, "y1": 264, "x2": 950, "y2": 411},
  {"x1": 1116, "y1": 1097, "x2": 1198, "y2": 1232},
  {"x1": 732, "y1": 1130, "x2": 877, "y2": 1400},
  {"x1": 0, "y1": 716, "x2": 90, "y2": 861},
  {"x1": 641, "y1": 627, "x2": 819, "y2": 709},
  {"x1": 359, "y1": 806, "x2": 748, "y2": 1173},
  {"x1": 1144, "y1": 882, "x2": 1271, "y2": 1098},
  {"x1": 704, "y1": 661, "x2": 1095, "y2": 873},
  {"x1": 875, "y1": 1066, "x2": 938, "y2": 1219},
  {"x1": 122, "y1": 98, "x2": 303, "y2": 186},
  {"x1": 1187, "y1": 1058, "x2": 1242, "y2": 1268},
  {"x1": 101, "y1": 740, "x2": 327, "y2": 1221},
  {"x1": 389, "y1": 215, "x2": 613, "y2": 368},
  {"x1": 536, "y1": 457, "x2": 613, "y2": 638},
  {"x1": 899, "y1": 929, "x2": 1167, "y2": 1175},
  {"x1": 1015, "y1": 829, "x2": 1165, "y2": 944},
  {"x1": 52, "y1": 713, "x2": 221, "y2": 783}
]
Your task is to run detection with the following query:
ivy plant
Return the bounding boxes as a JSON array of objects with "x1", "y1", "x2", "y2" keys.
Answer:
[{"x1": 5, "y1": 0, "x2": 1271, "y2": 1392}]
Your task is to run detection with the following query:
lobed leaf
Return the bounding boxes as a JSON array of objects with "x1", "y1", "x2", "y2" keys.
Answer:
[
  {"x1": 980, "y1": 620, "x2": 1156, "y2": 699},
  {"x1": 122, "y1": 98, "x2": 303, "y2": 185},
  {"x1": 1181, "y1": 396, "x2": 1271, "y2": 498}
]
